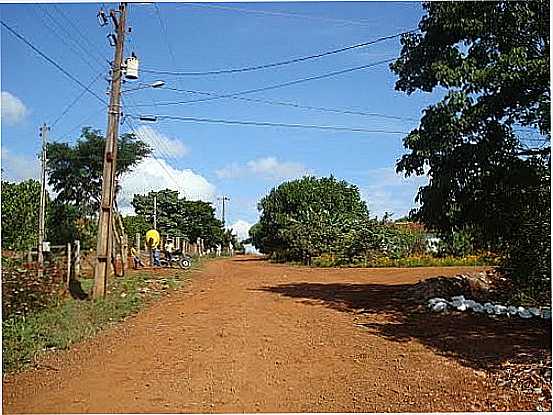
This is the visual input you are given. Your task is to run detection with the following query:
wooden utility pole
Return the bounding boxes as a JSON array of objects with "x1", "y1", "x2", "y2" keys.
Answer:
[
  {"x1": 66, "y1": 242, "x2": 72, "y2": 289},
  {"x1": 218, "y1": 195, "x2": 230, "y2": 227},
  {"x1": 74, "y1": 240, "x2": 81, "y2": 278},
  {"x1": 135, "y1": 232, "x2": 141, "y2": 255},
  {"x1": 153, "y1": 194, "x2": 157, "y2": 230},
  {"x1": 93, "y1": 2, "x2": 127, "y2": 299},
  {"x1": 38, "y1": 123, "x2": 48, "y2": 277}
]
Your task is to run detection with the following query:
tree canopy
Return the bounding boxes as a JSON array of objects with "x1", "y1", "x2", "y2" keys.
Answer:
[
  {"x1": 391, "y1": 0, "x2": 550, "y2": 298},
  {"x1": 46, "y1": 127, "x2": 151, "y2": 217},
  {"x1": 252, "y1": 176, "x2": 375, "y2": 262},
  {"x1": 1, "y1": 180, "x2": 41, "y2": 250},
  {"x1": 131, "y1": 189, "x2": 225, "y2": 247}
]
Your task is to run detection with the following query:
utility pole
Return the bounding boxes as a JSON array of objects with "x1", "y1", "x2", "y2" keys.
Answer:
[
  {"x1": 153, "y1": 194, "x2": 157, "y2": 230},
  {"x1": 93, "y1": 2, "x2": 127, "y2": 299},
  {"x1": 218, "y1": 195, "x2": 230, "y2": 227},
  {"x1": 38, "y1": 123, "x2": 49, "y2": 277}
]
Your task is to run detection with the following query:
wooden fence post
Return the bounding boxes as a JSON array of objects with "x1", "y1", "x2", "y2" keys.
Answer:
[
  {"x1": 27, "y1": 249, "x2": 33, "y2": 264},
  {"x1": 74, "y1": 240, "x2": 80, "y2": 278},
  {"x1": 135, "y1": 233, "x2": 141, "y2": 255},
  {"x1": 122, "y1": 235, "x2": 128, "y2": 275},
  {"x1": 66, "y1": 242, "x2": 72, "y2": 289}
]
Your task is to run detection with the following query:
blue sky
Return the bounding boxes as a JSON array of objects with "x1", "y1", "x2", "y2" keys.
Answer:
[{"x1": 1, "y1": 1, "x2": 440, "y2": 239}]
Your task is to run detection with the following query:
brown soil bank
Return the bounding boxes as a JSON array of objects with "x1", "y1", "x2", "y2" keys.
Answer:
[{"x1": 3, "y1": 257, "x2": 550, "y2": 413}]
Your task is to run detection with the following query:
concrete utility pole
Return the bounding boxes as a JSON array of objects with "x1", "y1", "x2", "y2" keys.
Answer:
[
  {"x1": 218, "y1": 195, "x2": 230, "y2": 227},
  {"x1": 93, "y1": 2, "x2": 127, "y2": 299},
  {"x1": 38, "y1": 123, "x2": 49, "y2": 277}
]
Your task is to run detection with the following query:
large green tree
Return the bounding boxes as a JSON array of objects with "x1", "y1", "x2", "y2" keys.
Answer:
[
  {"x1": 131, "y1": 189, "x2": 225, "y2": 247},
  {"x1": 391, "y1": 1, "x2": 550, "y2": 298},
  {"x1": 1, "y1": 180, "x2": 41, "y2": 250},
  {"x1": 46, "y1": 127, "x2": 151, "y2": 217},
  {"x1": 253, "y1": 176, "x2": 377, "y2": 263}
]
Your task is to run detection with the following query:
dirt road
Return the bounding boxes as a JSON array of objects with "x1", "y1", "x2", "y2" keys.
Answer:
[{"x1": 3, "y1": 257, "x2": 549, "y2": 413}]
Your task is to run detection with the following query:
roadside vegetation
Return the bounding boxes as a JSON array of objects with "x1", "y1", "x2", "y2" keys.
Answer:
[
  {"x1": 1, "y1": 128, "x2": 239, "y2": 373},
  {"x1": 248, "y1": 1, "x2": 550, "y2": 304},
  {"x1": 2, "y1": 258, "x2": 199, "y2": 373},
  {"x1": 247, "y1": 176, "x2": 496, "y2": 269}
]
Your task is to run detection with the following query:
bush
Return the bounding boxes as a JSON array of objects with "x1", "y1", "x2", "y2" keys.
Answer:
[
  {"x1": 501, "y1": 182, "x2": 551, "y2": 303},
  {"x1": 312, "y1": 252, "x2": 498, "y2": 268}
]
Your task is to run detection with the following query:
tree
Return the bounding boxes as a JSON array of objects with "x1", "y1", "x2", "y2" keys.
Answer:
[
  {"x1": 253, "y1": 176, "x2": 375, "y2": 263},
  {"x1": 391, "y1": 1, "x2": 550, "y2": 299},
  {"x1": 46, "y1": 127, "x2": 151, "y2": 217},
  {"x1": 122, "y1": 215, "x2": 151, "y2": 240},
  {"x1": 131, "y1": 189, "x2": 225, "y2": 247},
  {"x1": 1, "y1": 180, "x2": 41, "y2": 250}
]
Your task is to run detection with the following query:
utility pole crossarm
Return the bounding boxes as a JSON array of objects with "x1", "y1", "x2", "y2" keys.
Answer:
[{"x1": 93, "y1": 2, "x2": 127, "y2": 299}]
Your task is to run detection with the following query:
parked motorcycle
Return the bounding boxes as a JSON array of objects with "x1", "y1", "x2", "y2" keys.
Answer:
[{"x1": 159, "y1": 253, "x2": 192, "y2": 269}]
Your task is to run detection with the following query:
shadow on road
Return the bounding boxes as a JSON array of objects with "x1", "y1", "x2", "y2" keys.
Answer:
[{"x1": 257, "y1": 281, "x2": 551, "y2": 371}]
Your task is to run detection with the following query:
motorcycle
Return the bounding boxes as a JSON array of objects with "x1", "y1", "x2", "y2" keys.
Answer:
[{"x1": 159, "y1": 252, "x2": 192, "y2": 269}]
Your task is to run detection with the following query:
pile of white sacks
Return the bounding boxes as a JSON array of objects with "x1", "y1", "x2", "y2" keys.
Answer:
[{"x1": 428, "y1": 295, "x2": 551, "y2": 320}]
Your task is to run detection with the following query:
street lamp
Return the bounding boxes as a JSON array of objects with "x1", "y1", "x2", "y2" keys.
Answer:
[
  {"x1": 122, "y1": 80, "x2": 165, "y2": 93},
  {"x1": 139, "y1": 115, "x2": 158, "y2": 122}
]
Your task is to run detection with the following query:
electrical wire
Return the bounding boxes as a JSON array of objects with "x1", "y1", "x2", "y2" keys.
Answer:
[
  {"x1": 34, "y1": 7, "x2": 102, "y2": 74},
  {"x1": 129, "y1": 114, "x2": 409, "y2": 135},
  {"x1": 1, "y1": 21, "x2": 108, "y2": 106},
  {"x1": 55, "y1": 105, "x2": 108, "y2": 140},
  {"x1": 122, "y1": 95, "x2": 184, "y2": 167},
  {"x1": 128, "y1": 86, "x2": 418, "y2": 122},
  {"x1": 182, "y1": 2, "x2": 386, "y2": 28},
  {"x1": 153, "y1": 3, "x2": 182, "y2": 80},
  {"x1": 141, "y1": 31, "x2": 414, "y2": 76},
  {"x1": 52, "y1": 3, "x2": 111, "y2": 68},
  {"x1": 137, "y1": 57, "x2": 396, "y2": 108},
  {"x1": 51, "y1": 72, "x2": 105, "y2": 128},
  {"x1": 124, "y1": 117, "x2": 185, "y2": 192}
]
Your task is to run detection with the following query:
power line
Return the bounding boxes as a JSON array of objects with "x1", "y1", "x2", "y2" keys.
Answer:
[
  {"x1": 129, "y1": 114, "x2": 409, "y2": 135},
  {"x1": 141, "y1": 31, "x2": 414, "y2": 76},
  {"x1": 122, "y1": 95, "x2": 184, "y2": 168},
  {"x1": 51, "y1": 72, "x2": 105, "y2": 128},
  {"x1": 136, "y1": 57, "x2": 396, "y2": 108},
  {"x1": 124, "y1": 117, "x2": 185, "y2": 191},
  {"x1": 55, "y1": 105, "x2": 108, "y2": 140},
  {"x1": 52, "y1": 3, "x2": 111, "y2": 67},
  {"x1": 153, "y1": 3, "x2": 182, "y2": 80},
  {"x1": 1, "y1": 20, "x2": 108, "y2": 106},
  {"x1": 34, "y1": 7, "x2": 102, "y2": 74},
  {"x1": 131, "y1": 86, "x2": 418, "y2": 122},
  {"x1": 182, "y1": 2, "x2": 386, "y2": 27}
]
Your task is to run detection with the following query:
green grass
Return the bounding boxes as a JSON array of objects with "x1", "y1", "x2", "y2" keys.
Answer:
[{"x1": 2, "y1": 259, "x2": 202, "y2": 373}]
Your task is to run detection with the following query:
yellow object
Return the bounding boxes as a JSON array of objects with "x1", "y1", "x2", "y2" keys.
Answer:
[{"x1": 145, "y1": 229, "x2": 160, "y2": 248}]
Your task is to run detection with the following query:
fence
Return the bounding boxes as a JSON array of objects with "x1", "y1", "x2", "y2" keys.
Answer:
[
  {"x1": 131, "y1": 234, "x2": 235, "y2": 266},
  {"x1": 23, "y1": 240, "x2": 82, "y2": 288}
]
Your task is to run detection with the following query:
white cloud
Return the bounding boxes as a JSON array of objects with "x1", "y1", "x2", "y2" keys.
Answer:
[
  {"x1": 216, "y1": 156, "x2": 309, "y2": 180},
  {"x1": 118, "y1": 157, "x2": 216, "y2": 214},
  {"x1": 1, "y1": 148, "x2": 39, "y2": 181},
  {"x1": 1, "y1": 91, "x2": 28, "y2": 125},
  {"x1": 361, "y1": 166, "x2": 429, "y2": 219},
  {"x1": 227, "y1": 219, "x2": 254, "y2": 241},
  {"x1": 134, "y1": 125, "x2": 188, "y2": 157}
]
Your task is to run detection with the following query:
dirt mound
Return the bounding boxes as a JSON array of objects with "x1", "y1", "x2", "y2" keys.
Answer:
[{"x1": 407, "y1": 269, "x2": 507, "y2": 304}]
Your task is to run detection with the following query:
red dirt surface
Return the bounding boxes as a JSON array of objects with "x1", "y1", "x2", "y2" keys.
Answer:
[{"x1": 3, "y1": 257, "x2": 550, "y2": 413}]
